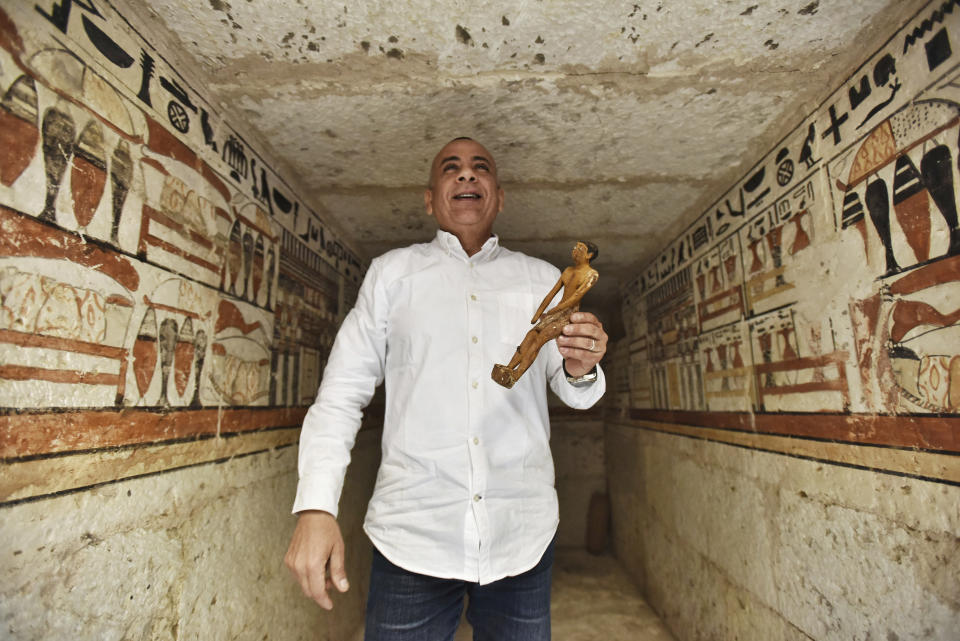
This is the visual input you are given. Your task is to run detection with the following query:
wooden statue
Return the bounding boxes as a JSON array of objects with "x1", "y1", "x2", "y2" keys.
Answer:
[{"x1": 491, "y1": 241, "x2": 599, "y2": 389}]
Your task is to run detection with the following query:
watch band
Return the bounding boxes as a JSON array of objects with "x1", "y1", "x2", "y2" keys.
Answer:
[{"x1": 563, "y1": 361, "x2": 598, "y2": 386}]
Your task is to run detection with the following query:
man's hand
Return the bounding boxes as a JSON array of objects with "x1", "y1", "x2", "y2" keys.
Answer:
[
  {"x1": 557, "y1": 311, "x2": 607, "y2": 377},
  {"x1": 284, "y1": 510, "x2": 349, "y2": 610}
]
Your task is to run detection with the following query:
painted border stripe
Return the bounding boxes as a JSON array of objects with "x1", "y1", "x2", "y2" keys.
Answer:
[
  {"x1": 0, "y1": 365, "x2": 119, "y2": 386},
  {"x1": 0, "y1": 329, "x2": 127, "y2": 359},
  {"x1": 627, "y1": 408, "x2": 960, "y2": 453},
  {"x1": 614, "y1": 418, "x2": 960, "y2": 484},
  {"x1": 0, "y1": 407, "x2": 308, "y2": 458},
  {"x1": 0, "y1": 428, "x2": 299, "y2": 504}
]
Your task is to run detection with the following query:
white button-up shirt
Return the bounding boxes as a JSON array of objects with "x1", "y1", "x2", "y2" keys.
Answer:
[{"x1": 293, "y1": 230, "x2": 605, "y2": 584}]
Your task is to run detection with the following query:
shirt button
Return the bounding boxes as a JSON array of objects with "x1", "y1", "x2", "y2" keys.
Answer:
[
  {"x1": 473, "y1": 494, "x2": 482, "y2": 502},
  {"x1": 471, "y1": 336, "x2": 478, "y2": 344},
  {"x1": 473, "y1": 437, "x2": 480, "y2": 445},
  {"x1": 471, "y1": 381, "x2": 479, "y2": 389},
  {"x1": 470, "y1": 294, "x2": 477, "y2": 301}
]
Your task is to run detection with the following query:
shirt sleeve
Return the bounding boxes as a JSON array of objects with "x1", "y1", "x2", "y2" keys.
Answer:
[
  {"x1": 543, "y1": 339, "x2": 607, "y2": 409},
  {"x1": 292, "y1": 258, "x2": 388, "y2": 516}
]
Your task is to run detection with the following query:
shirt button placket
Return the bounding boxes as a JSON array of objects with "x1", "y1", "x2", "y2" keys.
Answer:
[{"x1": 466, "y1": 283, "x2": 488, "y2": 572}]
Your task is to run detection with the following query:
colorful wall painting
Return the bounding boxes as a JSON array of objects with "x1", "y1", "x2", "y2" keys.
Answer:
[
  {"x1": 624, "y1": 2, "x2": 960, "y2": 478},
  {"x1": 0, "y1": 3, "x2": 363, "y2": 503}
]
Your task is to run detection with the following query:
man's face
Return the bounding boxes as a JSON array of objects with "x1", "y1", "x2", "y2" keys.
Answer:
[{"x1": 424, "y1": 139, "x2": 504, "y2": 240}]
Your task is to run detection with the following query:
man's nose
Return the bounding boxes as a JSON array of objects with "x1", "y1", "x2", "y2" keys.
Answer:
[{"x1": 457, "y1": 170, "x2": 477, "y2": 182}]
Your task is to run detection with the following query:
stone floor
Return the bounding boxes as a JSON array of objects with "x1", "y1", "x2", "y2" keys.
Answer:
[
  {"x1": 538, "y1": 548, "x2": 676, "y2": 641},
  {"x1": 355, "y1": 548, "x2": 676, "y2": 640}
]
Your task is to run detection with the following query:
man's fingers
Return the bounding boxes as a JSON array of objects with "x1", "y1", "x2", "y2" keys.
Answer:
[
  {"x1": 570, "y1": 311, "x2": 601, "y2": 326},
  {"x1": 328, "y1": 539, "x2": 350, "y2": 593},
  {"x1": 305, "y1": 557, "x2": 333, "y2": 609},
  {"x1": 284, "y1": 511, "x2": 345, "y2": 610},
  {"x1": 558, "y1": 321, "x2": 607, "y2": 353}
]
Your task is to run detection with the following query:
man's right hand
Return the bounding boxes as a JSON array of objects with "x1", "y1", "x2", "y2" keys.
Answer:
[{"x1": 284, "y1": 510, "x2": 349, "y2": 610}]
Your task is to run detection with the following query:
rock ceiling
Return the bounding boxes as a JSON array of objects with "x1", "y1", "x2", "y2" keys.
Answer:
[{"x1": 127, "y1": 0, "x2": 928, "y2": 326}]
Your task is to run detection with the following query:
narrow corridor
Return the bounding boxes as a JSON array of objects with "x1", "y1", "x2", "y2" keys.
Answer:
[{"x1": 354, "y1": 549, "x2": 676, "y2": 640}]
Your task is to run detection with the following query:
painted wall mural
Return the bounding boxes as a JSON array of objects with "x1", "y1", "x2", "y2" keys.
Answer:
[
  {"x1": 0, "y1": 3, "x2": 361, "y2": 503},
  {"x1": 623, "y1": 2, "x2": 960, "y2": 479}
]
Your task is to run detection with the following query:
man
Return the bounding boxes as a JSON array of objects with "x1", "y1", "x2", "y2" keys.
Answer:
[{"x1": 285, "y1": 138, "x2": 608, "y2": 640}]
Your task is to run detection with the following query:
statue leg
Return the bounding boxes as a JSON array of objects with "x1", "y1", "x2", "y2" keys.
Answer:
[{"x1": 492, "y1": 309, "x2": 572, "y2": 389}]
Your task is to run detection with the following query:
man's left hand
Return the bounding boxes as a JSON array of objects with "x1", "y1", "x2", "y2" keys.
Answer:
[{"x1": 557, "y1": 312, "x2": 607, "y2": 377}]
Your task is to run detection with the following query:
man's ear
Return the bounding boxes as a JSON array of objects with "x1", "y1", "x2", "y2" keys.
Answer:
[{"x1": 424, "y1": 189, "x2": 435, "y2": 216}]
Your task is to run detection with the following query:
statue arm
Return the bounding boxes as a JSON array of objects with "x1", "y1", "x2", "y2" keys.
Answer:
[{"x1": 531, "y1": 274, "x2": 565, "y2": 323}]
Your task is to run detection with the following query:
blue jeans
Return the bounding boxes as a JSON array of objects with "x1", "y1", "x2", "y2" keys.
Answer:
[{"x1": 364, "y1": 540, "x2": 554, "y2": 641}]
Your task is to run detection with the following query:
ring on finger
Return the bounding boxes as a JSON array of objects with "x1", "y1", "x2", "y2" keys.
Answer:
[{"x1": 589, "y1": 338, "x2": 597, "y2": 352}]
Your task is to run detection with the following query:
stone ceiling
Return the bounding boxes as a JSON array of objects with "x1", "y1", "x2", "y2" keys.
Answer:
[{"x1": 126, "y1": 0, "x2": 928, "y2": 327}]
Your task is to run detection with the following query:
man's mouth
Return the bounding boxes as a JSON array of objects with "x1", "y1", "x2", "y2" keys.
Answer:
[{"x1": 453, "y1": 193, "x2": 481, "y2": 200}]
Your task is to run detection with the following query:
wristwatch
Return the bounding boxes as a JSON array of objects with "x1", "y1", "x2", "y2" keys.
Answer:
[{"x1": 563, "y1": 361, "x2": 598, "y2": 386}]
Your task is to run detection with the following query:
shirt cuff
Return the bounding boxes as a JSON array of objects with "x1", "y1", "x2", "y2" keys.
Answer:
[{"x1": 291, "y1": 474, "x2": 344, "y2": 517}]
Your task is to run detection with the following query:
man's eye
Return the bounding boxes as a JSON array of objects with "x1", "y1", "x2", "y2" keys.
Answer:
[
  {"x1": 476, "y1": 163, "x2": 489, "y2": 171},
  {"x1": 443, "y1": 164, "x2": 458, "y2": 172}
]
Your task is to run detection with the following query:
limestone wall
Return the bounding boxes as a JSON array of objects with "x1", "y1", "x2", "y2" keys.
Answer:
[
  {"x1": 608, "y1": 2, "x2": 960, "y2": 639},
  {"x1": 551, "y1": 412, "x2": 607, "y2": 548},
  {"x1": 0, "y1": 4, "x2": 373, "y2": 639}
]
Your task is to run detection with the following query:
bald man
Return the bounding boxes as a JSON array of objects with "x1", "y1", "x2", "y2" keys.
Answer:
[{"x1": 286, "y1": 138, "x2": 608, "y2": 641}]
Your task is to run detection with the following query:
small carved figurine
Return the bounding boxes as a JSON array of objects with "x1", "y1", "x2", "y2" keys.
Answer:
[{"x1": 492, "y1": 241, "x2": 599, "y2": 389}]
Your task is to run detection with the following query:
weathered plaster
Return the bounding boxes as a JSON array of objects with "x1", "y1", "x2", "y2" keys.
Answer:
[
  {"x1": 607, "y1": 424, "x2": 960, "y2": 641},
  {"x1": 131, "y1": 0, "x2": 931, "y2": 316},
  {"x1": 1, "y1": 430, "x2": 381, "y2": 641},
  {"x1": 550, "y1": 416, "x2": 606, "y2": 548}
]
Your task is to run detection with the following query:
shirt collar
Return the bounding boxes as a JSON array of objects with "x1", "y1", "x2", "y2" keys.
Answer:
[{"x1": 433, "y1": 229, "x2": 501, "y2": 263}]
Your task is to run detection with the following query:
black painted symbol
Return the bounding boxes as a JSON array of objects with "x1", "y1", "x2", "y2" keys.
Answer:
[
  {"x1": 925, "y1": 28, "x2": 952, "y2": 71},
  {"x1": 110, "y1": 139, "x2": 132, "y2": 242},
  {"x1": 35, "y1": 0, "x2": 103, "y2": 34},
  {"x1": 744, "y1": 167, "x2": 770, "y2": 209},
  {"x1": 272, "y1": 187, "x2": 294, "y2": 214},
  {"x1": 250, "y1": 158, "x2": 259, "y2": 199},
  {"x1": 167, "y1": 101, "x2": 189, "y2": 133},
  {"x1": 848, "y1": 75, "x2": 871, "y2": 110},
  {"x1": 903, "y1": 0, "x2": 960, "y2": 54},
  {"x1": 264, "y1": 247, "x2": 276, "y2": 311},
  {"x1": 223, "y1": 135, "x2": 248, "y2": 182},
  {"x1": 269, "y1": 349, "x2": 280, "y2": 406},
  {"x1": 158, "y1": 317, "x2": 177, "y2": 408},
  {"x1": 137, "y1": 51, "x2": 155, "y2": 107},
  {"x1": 40, "y1": 107, "x2": 75, "y2": 222},
  {"x1": 256, "y1": 167, "x2": 274, "y2": 215},
  {"x1": 921, "y1": 144, "x2": 960, "y2": 256},
  {"x1": 160, "y1": 77, "x2": 197, "y2": 113},
  {"x1": 242, "y1": 230, "x2": 254, "y2": 301},
  {"x1": 201, "y1": 109, "x2": 217, "y2": 152},
  {"x1": 716, "y1": 188, "x2": 745, "y2": 236},
  {"x1": 692, "y1": 223, "x2": 710, "y2": 250},
  {"x1": 777, "y1": 160, "x2": 794, "y2": 186},
  {"x1": 799, "y1": 123, "x2": 818, "y2": 168},
  {"x1": 865, "y1": 177, "x2": 900, "y2": 277},
  {"x1": 857, "y1": 54, "x2": 900, "y2": 129},
  {"x1": 822, "y1": 104, "x2": 848, "y2": 145},
  {"x1": 841, "y1": 191, "x2": 864, "y2": 229},
  {"x1": 81, "y1": 14, "x2": 133, "y2": 67},
  {"x1": 190, "y1": 330, "x2": 207, "y2": 408}
]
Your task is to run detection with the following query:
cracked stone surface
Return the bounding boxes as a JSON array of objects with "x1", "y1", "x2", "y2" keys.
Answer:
[
  {"x1": 123, "y1": 0, "x2": 930, "y2": 322},
  {"x1": 605, "y1": 424, "x2": 960, "y2": 641}
]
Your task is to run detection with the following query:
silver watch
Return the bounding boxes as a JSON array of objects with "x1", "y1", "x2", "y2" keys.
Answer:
[{"x1": 563, "y1": 362, "x2": 598, "y2": 386}]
